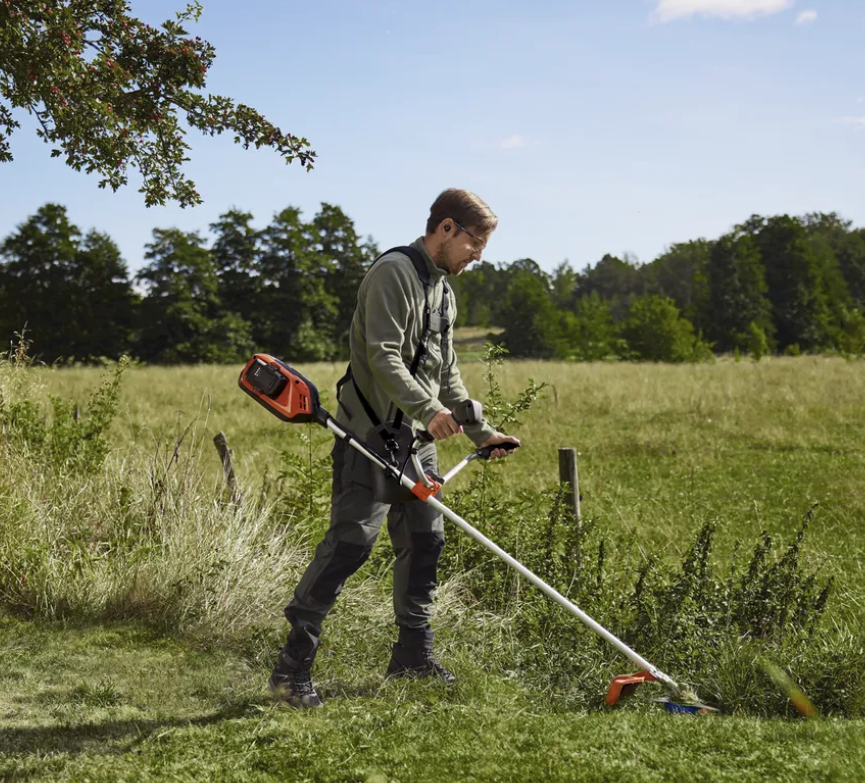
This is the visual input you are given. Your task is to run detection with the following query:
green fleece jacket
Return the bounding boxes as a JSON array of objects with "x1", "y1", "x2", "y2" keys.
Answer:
[{"x1": 336, "y1": 237, "x2": 497, "y2": 447}]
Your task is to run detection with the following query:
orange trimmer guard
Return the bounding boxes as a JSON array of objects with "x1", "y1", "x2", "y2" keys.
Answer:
[{"x1": 605, "y1": 671, "x2": 657, "y2": 706}]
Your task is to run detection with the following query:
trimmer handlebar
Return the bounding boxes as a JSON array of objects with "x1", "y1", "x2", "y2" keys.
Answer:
[{"x1": 475, "y1": 441, "x2": 519, "y2": 459}]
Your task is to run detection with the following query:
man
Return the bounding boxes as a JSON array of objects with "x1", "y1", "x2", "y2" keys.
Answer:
[{"x1": 269, "y1": 188, "x2": 520, "y2": 708}]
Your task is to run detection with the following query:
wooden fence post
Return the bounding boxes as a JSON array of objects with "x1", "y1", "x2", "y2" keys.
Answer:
[
  {"x1": 559, "y1": 447, "x2": 582, "y2": 569},
  {"x1": 214, "y1": 431, "x2": 242, "y2": 505},
  {"x1": 558, "y1": 447, "x2": 581, "y2": 523}
]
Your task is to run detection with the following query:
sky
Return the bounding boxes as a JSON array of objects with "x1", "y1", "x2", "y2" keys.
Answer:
[{"x1": 1, "y1": 0, "x2": 863, "y2": 275}]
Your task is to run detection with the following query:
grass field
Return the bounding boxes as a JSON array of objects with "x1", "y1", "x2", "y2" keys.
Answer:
[
  {"x1": 31, "y1": 352, "x2": 865, "y2": 576},
  {"x1": 2, "y1": 349, "x2": 865, "y2": 781}
]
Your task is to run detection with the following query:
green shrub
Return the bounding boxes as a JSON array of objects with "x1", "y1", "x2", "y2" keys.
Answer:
[
  {"x1": 440, "y1": 477, "x2": 859, "y2": 715},
  {"x1": 747, "y1": 321, "x2": 769, "y2": 360},
  {"x1": 621, "y1": 295, "x2": 713, "y2": 363},
  {"x1": 0, "y1": 341, "x2": 128, "y2": 474},
  {"x1": 834, "y1": 308, "x2": 865, "y2": 357},
  {"x1": 499, "y1": 271, "x2": 570, "y2": 359},
  {"x1": 565, "y1": 293, "x2": 626, "y2": 361}
]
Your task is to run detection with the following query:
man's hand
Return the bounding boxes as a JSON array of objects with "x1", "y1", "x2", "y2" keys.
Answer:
[
  {"x1": 478, "y1": 433, "x2": 521, "y2": 460},
  {"x1": 427, "y1": 410, "x2": 463, "y2": 440}
]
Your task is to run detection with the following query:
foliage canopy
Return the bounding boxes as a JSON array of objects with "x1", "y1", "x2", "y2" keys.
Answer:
[{"x1": 0, "y1": 1, "x2": 315, "y2": 206}]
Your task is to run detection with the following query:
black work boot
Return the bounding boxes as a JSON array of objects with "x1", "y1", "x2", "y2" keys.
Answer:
[
  {"x1": 268, "y1": 634, "x2": 323, "y2": 709},
  {"x1": 385, "y1": 626, "x2": 456, "y2": 685}
]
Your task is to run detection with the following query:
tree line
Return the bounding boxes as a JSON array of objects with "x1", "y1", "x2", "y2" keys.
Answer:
[
  {"x1": 1, "y1": 203, "x2": 863, "y2": 365},
  {"x1": 454, "y1": 211, "x2": 865, "y2": 361},
  {"x1": 0, "y1": 202, "x2": 376, "y2": 364}
]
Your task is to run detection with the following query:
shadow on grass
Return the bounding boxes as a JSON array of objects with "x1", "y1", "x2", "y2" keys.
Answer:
[
  {"x1": 0, "y1": 703, "x2": 258, "y2": 773},
  {"x1": 1, "y1": 678, "x2": 415, "y2": 770}
]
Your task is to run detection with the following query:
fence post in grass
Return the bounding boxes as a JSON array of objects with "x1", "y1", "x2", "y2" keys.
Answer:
[
  {"x1": 559, "y1": 447, "x2": 582, "y2": 567},
  {"x1": 214, "y1": 431, "x2": 242, "y2": 505}
]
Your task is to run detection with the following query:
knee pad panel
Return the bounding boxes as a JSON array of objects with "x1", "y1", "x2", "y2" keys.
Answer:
[
  {"x1": 309, "y1": 540, "x2": 373, "y2": 603},
  {"x1": 406, "y1": 531, "x2": 445, "y2": 598}
]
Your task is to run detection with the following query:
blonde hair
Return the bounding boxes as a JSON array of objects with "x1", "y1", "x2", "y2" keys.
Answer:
[{"x1": 425, "y1": 188, "x2": 498, "y2": 235}]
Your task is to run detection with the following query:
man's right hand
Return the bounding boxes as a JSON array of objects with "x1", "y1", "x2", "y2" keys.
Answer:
[{"x1": 427, "y1": 409, "x2": 462, "y2": 440}]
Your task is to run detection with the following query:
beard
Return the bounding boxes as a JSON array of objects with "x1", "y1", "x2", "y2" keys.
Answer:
[
  {"x1": 432, "y1": 242, "x2": 450, "y2": 270},
  {"x1": 433, "y1": 239, "x2": 461, "y2": 275}
]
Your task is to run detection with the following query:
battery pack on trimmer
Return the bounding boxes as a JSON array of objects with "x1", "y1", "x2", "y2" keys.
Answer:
[{"x1": 238, "y1": 354, "x2": 324, "y2": 425}]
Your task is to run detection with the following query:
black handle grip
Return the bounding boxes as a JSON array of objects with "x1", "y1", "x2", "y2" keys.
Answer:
[{"x1": 475, "y1": 441, "x2": 519, "y2": 459}]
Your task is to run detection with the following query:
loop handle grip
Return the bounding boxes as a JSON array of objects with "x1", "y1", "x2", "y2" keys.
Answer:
[{"x1": 475, "y1": 441, "x2": 519, "y2": 459}]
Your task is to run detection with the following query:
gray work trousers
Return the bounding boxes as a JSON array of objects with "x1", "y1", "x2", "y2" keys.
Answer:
[{"x1": 283, "y1": 437, "x2": 445, "y2": 660}]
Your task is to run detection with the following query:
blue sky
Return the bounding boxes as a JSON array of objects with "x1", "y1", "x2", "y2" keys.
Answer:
[{"x1": 1, "y1": 0, "x2": 863, "y2": 275}]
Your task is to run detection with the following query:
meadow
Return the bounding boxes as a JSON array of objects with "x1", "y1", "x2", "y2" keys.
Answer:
[{"x1": 2, "y1": 344, "x2": 865, "y2": 782}]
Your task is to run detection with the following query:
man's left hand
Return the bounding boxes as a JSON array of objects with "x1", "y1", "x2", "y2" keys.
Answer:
[{"x1": 478, "y1": 433, "x2": 521, "y2": 460}]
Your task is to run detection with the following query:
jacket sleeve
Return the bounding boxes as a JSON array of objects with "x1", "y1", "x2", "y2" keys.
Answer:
[
  {"x1": 437, "y1": 292, "x2": 498, "y2": 447},
  {"x1": 363, "y1": 260, "x2": 448, "y2": 427}
]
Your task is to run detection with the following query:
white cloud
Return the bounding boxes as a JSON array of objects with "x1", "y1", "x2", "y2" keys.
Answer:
[
  {"x1": 795, "y1": 9, "x2": 818, "y2": 24},
  {"x1": 653, "y1": 0, "x2": 793, "y2": 22},
  {"x1": 499, "y1": 134, "x2": 528, "y2": 149},
  {"x1": 836, "y1": 116, "x2": 865, "y2": 128}
]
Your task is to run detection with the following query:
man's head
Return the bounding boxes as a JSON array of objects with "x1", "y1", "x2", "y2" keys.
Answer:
[{"x1": 424, "y1": 188, "x2": 498, "y2": 275}]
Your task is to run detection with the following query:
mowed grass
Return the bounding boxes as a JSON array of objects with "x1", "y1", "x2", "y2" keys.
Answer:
[
  {"x1": 3, "y1": 614, "x2": 865, "y2": 783},
  {"x1": 4, "y1": 353, "x2": 865, "y2": 781}
]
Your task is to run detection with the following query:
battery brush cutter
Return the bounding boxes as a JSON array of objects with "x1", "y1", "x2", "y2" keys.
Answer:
[{"x1": 239, "y1": 353, "x2": 716, "y2": 715}]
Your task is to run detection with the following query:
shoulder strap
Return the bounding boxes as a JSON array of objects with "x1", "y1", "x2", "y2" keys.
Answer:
[
  {"x1": 386, "y1": 247, "x2": 432, "y2": 429},
  {"x1": 368, "y1": 245, "x2": 429, "y2": 283}
]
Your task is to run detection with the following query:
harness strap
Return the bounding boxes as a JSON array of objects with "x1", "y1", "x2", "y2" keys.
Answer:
[{"x1": 336, "y1": 244, "x2": 452, "y2": 438}]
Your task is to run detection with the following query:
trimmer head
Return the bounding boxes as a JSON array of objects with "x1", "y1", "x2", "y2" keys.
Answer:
[
  {"x1": 606, "y1": 671, "x2": 718, "y2": 715},
  {"x1": 652, "y1": 697, "x2": 719, "y2": 716},
  {"x1": 605, "y1": 671, "x2": 656, "y2": 705}
]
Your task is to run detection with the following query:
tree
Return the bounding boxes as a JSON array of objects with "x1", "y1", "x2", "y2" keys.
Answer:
[
  {"x1": 0, "y1": 204, "x2": 137, "y2": 362},
  {"x1": 753, "y1": 216, "x2": 833, "y2": 351},
  {"x1": 576, "y1": 253, "x2": 644, "y2": 320},
  {"x1": 257, "y1": 207, "x2": 338, "y2": 361},
  {"x1": 621, "y1": 295, "x2": 710, "y2": 363},
  {"x1": 568, "y1": 292, "x2": 622, "y2": 361},
  {"x1": 0, "y1": 203, "x2": 80, "y2": 359},
  {"x1": 551, "y1": 260, "x2": 578, "y2": 311},
  {"x1": 834, "y1": 307, "x2": 865, "y2": 357},
  {"x1": 311, "y1": 203, "x2": 376, "y2": 355},
  {"x1": 643, "y1": 239, "x2": 713, "y2": 324},
  {"x1": 66, "y1": 228, "x2": 138, "y2": 359},
  {"x1": 209, "y1": 208, "x2": 261, "y2": 334},
  {"x1": 499, "y1": 270, "x2": 566, "y2": 359},
  {"x1": 705, "y1": 232, "x2": 774, "y2": 353},
  {"x1": 135, "y1": 228, "x2": 253, "y2": 363},
  {"x1": 802, "y1": 215, "x2": 853, "y2": 339},
  {"x1": 836, "y1": 230, "x2": 865, "y2": 312},
  {"x1": 1, "y1": 1, "x2": 315, "y2": 207},
  {"x1": 746, "y1": 321, "x2": 769, "y2": 361},
  {"x1": 802, "y1": 212, "x2": 865, "y2": 313}
]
